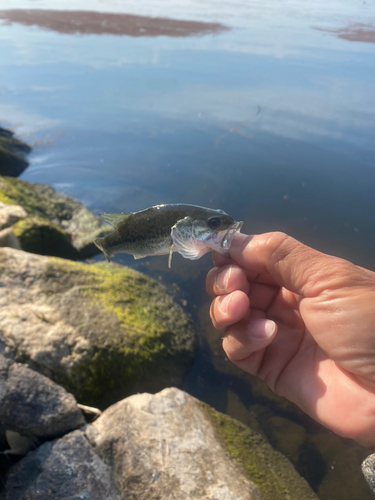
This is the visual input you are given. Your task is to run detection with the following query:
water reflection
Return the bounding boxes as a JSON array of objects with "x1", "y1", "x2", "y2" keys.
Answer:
[
  {"x1": 0, "y1": 9, "x2": 228, "y2": 37},
  {"x1": 315, "y1": 23, "x2": 375, "y2": 44}
]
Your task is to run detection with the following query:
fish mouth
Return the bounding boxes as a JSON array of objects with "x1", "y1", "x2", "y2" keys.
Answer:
[{"x1": 220, "y1": 220, "x2": 243, "y2": 251}]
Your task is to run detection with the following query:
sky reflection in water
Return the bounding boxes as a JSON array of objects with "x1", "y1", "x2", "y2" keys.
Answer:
[{"x1": 0, "y1": 3, "x2": 374, "y2": 273}]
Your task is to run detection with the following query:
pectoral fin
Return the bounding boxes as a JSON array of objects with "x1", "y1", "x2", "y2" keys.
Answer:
[
  {"x1": 94, "y1": 237, "x2": 111, "y2": 262},
  {"x1": 168, "y1": 244, "x2": 174, "y2": 269}
]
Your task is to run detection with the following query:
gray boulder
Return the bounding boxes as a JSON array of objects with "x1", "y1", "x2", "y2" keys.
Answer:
[
  {"x1": 0, "y1": 354, "x2": 85, "y2": 441},
  {"x1": 0, "y1": 430, "x2": 119, "y2": 500},
  {"x1": 0, "y1": 247, "x2": 195, "y2": 407},
  {"x1": 86, "y1": 387, "x2": 261, "y2": 500},
  {"x1": 1, "y1": 388, "x2": 318, "y2": 500},
  {"x1": 85, "y1": 387, "x2": 318, "y2": 500}
]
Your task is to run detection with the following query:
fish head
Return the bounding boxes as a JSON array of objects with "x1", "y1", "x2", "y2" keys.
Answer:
[
  {"x1": 194, "y1": 211, "x2": 243, "y2": 256},
  {"x1": 171, "y1": 208, "x2": 243, "y2": 261}
]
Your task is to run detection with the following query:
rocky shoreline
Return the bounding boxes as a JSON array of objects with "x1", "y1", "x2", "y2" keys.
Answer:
[
  {"x1": 0, "y1": 353, "x2": 318, "y2": 500},
  {"x1": 0, "y1": 169, "x2": 321, "y2": 498}
]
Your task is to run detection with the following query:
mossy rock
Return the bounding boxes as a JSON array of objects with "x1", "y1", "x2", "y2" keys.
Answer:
[
  {"x1": 225, "y1": 394, "x2": 373, "y2": 499},
  {"x1": 13, "y1": 217, "x2": 78, "y2": 260},
  {"x1": 0, "y1": 247, "x2": 196, "y2": 408},
  {"x1": 201, "y1": 402, "x2": 319, "y2": 500},
  {"x1": 0, "y1": 175, "x2": 111, "y2": 258},
  {"x1": 0, "y1": 127, "x2": 31, "y2": 177}
]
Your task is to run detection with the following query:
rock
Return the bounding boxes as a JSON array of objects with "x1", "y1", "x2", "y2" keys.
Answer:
[
  {"x1": 0, "y1": 127, "x2": 31, "y2": 177},
  {"x1": 31, "y1": 183, "x2": 112, "y2": 258},
  {"x1": 0, "y1": 247, "x2": 196, "y2": 407},
  {"x1": 201, "y1": 396, "x2": 319, "y2": 500},
  {"x1": 245, "y1": 403, "x2": 372, "y2": 499},
  {"x1": 0, "y1": 430, "x2": 120, "y2": 500},
  {"x1": 0, "y1": 227, "x2": 21, "y2": 250},
  {"x1": 85, "y1": 387, "x2": 317, "y2": 500},
  {"x1": 1, "y1": 388, "x2": 318, "y2": 500},
  {"x1": 12, "y1": 217, "x2": 78, "y2": 260},
  {"x1": 362, "y1": 453, "x2": 375, "y2": 493},
  {"x1": 86, "y1": 387, "x2": 260, "y2": 499},
  {"x1": 0, "y1": 354, "x2": 85, "y2": 441},
  {"x1": 4, "y1": 430, "x2": 34, "y2": 455},
  {"x1": 0, "y1": 176, "x2": 112, "y2": 259},
  {"x1": 0, "y1": 202, "x2": 27, "y2": 230}
]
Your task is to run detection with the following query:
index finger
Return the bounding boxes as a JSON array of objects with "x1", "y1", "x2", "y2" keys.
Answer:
[{"x1": 213, "y1": 237, "x2": 279, "y2": 287}]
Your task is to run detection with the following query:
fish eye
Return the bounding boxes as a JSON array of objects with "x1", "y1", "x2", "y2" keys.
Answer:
[{"x1": 208, "y1": 217, "x2": 221, "y2": 229}]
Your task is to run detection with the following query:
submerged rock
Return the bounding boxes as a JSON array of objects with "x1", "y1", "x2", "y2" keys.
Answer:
[
  {"x1": 1, "y1": 388, "x2": 318, "y2": 500},
  {"x1": 0, "y1": 175, "x2": 111, "y2": 259},
  {"x1": 0, "y1": 127, "x2": 31, "y2": 177},
  {"x1": 0, "y1": 247, "x2": 195, "y2": 407},
  {"x1": 0, "y1": 354, "x2": 85, "y2": 441}
]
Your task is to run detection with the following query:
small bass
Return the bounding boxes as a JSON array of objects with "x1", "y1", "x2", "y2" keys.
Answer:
[{"x1": 94, "y1": 204, "x2": 242, "y2": 268}]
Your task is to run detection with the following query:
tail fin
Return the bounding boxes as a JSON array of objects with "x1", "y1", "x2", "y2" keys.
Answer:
[{"x1": 94, "y1": 237, "x2": 111, "y2": 262}]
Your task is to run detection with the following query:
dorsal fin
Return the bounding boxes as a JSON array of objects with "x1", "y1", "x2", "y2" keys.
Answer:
[{"x1": 99, "y1": 212, "x2": 131, "y2": 228}]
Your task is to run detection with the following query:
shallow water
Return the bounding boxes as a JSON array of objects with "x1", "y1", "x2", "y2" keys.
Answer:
[{"x1": 1, "y1": 1, "x2": 375, "y2": 497}]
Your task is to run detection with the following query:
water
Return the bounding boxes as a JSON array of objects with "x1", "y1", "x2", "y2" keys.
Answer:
[{"x1": 1, "y1": 1, "x2": 375, "y2": 498}]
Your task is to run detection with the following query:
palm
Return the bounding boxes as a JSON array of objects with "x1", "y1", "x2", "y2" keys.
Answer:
[{"x1": 232, "y1": 280, "x2": 375, "y2": 444}]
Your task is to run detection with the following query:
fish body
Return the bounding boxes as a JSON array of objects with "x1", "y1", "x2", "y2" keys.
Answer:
[{"x1": 94, "y1": 204, "x2": 242, "y2": 267}]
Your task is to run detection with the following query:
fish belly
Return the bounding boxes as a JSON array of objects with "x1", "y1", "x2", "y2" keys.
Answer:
[{"x1": 103, "y1": 231, "x2": 172, "y2": 260}]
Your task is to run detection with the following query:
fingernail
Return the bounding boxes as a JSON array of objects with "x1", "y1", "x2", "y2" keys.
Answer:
[
  {"x1": 216, "y1": 266, "x2": 232, "y2": 292},
  {"x1": 247, "y1": 320, "x2": 276, "y2": 340},
  {"x1": 218, "y1": 294, "x2": 233, "y2": 314}
]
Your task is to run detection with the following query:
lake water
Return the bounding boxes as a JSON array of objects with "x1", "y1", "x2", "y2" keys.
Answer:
[{"x1": 1, "y1": 1, "x2": 375, "y2": 498}]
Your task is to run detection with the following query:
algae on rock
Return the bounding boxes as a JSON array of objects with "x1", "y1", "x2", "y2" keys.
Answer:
[
  {"x1": 12, "y1": 217, "x2": 78, "y2": 260},
  {"x1": 201, "y1": 402, "x2": 319, "y2": 500},
  {"x1": 0, "y1": 175, "x2": 111, "y2": 258},
  {"x1": 0, "y1": 247, "x2": 196, "y2": 407}
]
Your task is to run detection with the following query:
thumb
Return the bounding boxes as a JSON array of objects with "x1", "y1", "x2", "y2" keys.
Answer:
[{"x1": 227, "y1": 232, "x2": 343, "y2": 297}]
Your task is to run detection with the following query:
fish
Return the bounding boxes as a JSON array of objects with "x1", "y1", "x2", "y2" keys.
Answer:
[{"x1": 94, "y1": 204, "x2": 243, "y2": 268}]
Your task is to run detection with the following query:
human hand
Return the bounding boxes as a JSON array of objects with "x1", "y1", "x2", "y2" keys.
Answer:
[{"x1": 206, "y1": 232, "x2": 375, "y2": 448}]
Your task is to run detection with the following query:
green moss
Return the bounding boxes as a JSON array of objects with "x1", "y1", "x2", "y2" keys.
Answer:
[
  {"x1": 201, "y1": 403, "x2": 318, "y2": 500},
  {"x1": 0, "y1": 176, "x2": 56, "y2": 219},
  {"x1": 42, "y1": 259, "x2": 195, "y2": 407},
  {"x1": 13, "y1": 217, "x2": 78, "y2": 260},
  {"x1": 0, "y1": 175, "x2": 111, "y2": 259}
]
